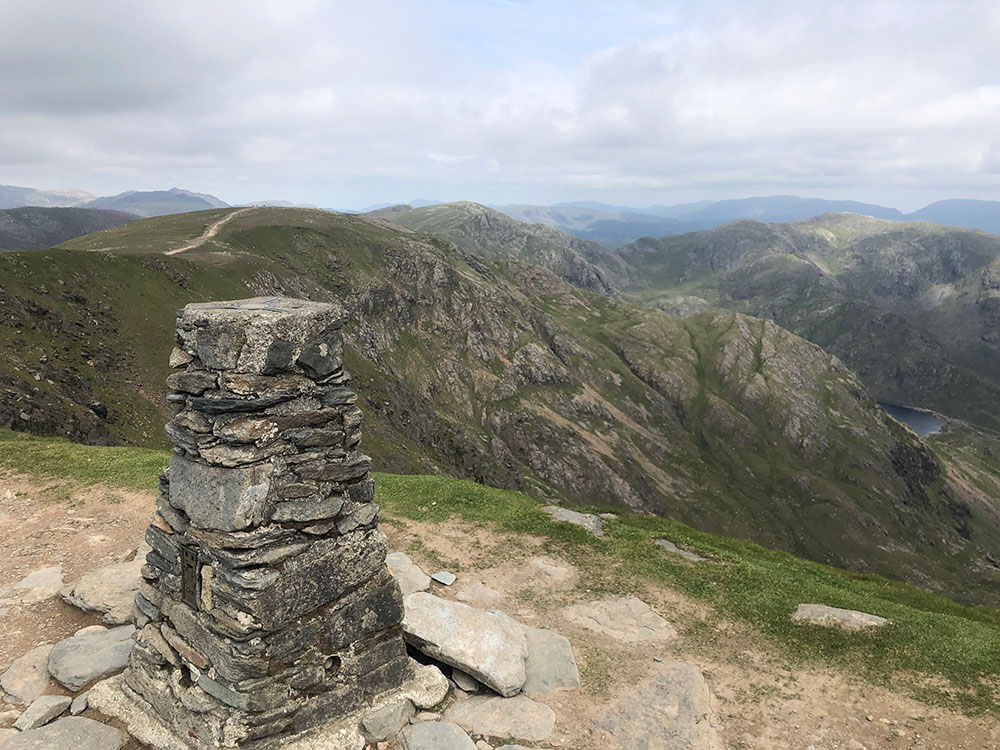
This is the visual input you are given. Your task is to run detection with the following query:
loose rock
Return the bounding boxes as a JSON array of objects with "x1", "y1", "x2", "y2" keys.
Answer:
[
  {"x1": 444, "y1": 694, "x2": 556, "y2": 743},
  {"x1": 791, "y1": 604, "x2": 889, "y2": 630},
  {"x1": 3, "y1": 716, "x2": 125, "y2": 750},
  {"x1": 542, "y1": 506, "x2": 605, "y2": 537},
  {"x1": 431, "y1": 571, "x2": 457, "y2": 586},
  {"x1": 0, "y1": 644, "x2": 54, "y2": 705},
  {"x1": 655, "y1": 539, "x2": 707, "y2": 563},
  {"x1": 592, "y1": 661, "x2": 720, "y2": 749},
  {"x1": 13, "y1": 695, "x2": 71, "y2": 731},
  {"x1": 522, "y1": 628, "x2": 580, "y2": 695},
  {"x1": 361, "y1": 698, "x2": 415, "y2": 742},
  {"x1": 451, "y1": 668, "x2": 479, "y2": 693},
  {"x1": 47, "y1": 625, "x2": 135, "y2": 692},
  {"x1": 386, "y1": 552, "x2": 432, "y2": 596},
  {"x1": 401, "y1": 721, "x2": 476, "y2": 750},
  {"x1": 563, "y1": 597, "x2": 677, "y2": 643},
  {"x1": 61, "y1": 543, "x2": 151, "y2": 625},
  {"x1": 403, "y1": 593, "x2": 527, "y2": 697},
  {"x1": 69, "y1": 692, "x2": 88, "y2": 716}
]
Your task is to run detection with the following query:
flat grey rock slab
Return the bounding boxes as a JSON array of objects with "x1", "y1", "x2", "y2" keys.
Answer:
[
  {"x1": 61, "y1": 543, "x2": 151, "y2": 625},
  {"x1": 47, "y1": 625, "x2": 135, "y2": 692},
  {"x1": 3, "y1": 716, "x2": 125, "y2": 750},
  {"x1": 563, "y1": 597, "x2": 677, "y2": 643},
  {"x1": 401, "y1": 721, "x2": 476, "y2": 750},
  {"x1": 592, "y1": 661, "x2": 720, "y2": 750},
  {"x1": 13, "y1": 696, "x2": 71, "y2": 730},
  {"x1": 523, "y1": 627, "x2": 580, "y2": 696},
  {"x1": 403, "y1": 593, "x2": 527, "y2": 697},
  {"x1": 431, "y1": 571, "x2": 457, "y2": 586},
  {"x1": 542, "y1": 506, "x2": 605, "y2": 537},
  {"x1": 791, "y1": 604, "x2": 889, "y2": 630},
  {"x1": 387, "y1": 552, "x2": 432, "y2": 596},
  {"x1": 0, "y1": 567, "x2": 64, "y2": 606},
  {"x1": 444, "y1": 694, "x2": 555, "y2": 742},
  {"x1": 655, "y1": 539, "x2": 707, "y2": 563},
  {"x1": 1, "y1": 644, "x2": 54, "y2": 705},
  {"x1": 455, "y1": 582, "x2": 502, "y2": 608}
]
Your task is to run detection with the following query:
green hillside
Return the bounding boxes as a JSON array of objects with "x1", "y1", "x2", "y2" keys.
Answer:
[
  {"x1": 0, "y1": 206, "x2": 135, "y2": 251},
  {"x1": 1, "y1": 206, "x2": 998, "y2": 605},
  {"x1": 617, "y1": 214, "x2": 1000, "y2": 432},
  {"x1": 1, "y1": 428, "x2": 997, "y2": 717}
]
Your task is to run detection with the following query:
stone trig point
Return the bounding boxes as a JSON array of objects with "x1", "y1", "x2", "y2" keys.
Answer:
[{"x1": 93, "y1": 298, "x2": 441, "y2": 748}]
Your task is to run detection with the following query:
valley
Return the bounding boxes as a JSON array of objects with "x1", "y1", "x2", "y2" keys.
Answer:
[{"x1": 0, "y1": 207, "x2": 998, "y2": 608}]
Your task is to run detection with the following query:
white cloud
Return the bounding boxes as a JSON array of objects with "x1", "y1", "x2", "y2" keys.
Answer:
[{"x1": 0, "y1": 0, "x2": 998, "y2": 208}]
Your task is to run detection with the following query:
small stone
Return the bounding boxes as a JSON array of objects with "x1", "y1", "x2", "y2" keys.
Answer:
[
  {"x1": 791, "y1": 604, "x2": 889, "y2": 630},
  {"x1": 476, "y1": 741, "x2": 494, "y2": 750},
  {"x1": 451, "y1": 668, "x2": 479, "y2": 693},
  {"x1": 413, "y1": 712, "x2": 440, "y2": 723},
  {"x1": 563, "y1": 597, "x2": 677, "y2": 643},
  {"x1": 47, "y1": 625, "x2": 135, "y2": 692},
  {"x1": 654, "y1": 539, "x2": 707, "y2": 563},
  {"x1": 14, "y1": 695, "x2": 71, "y2": 730},
  {"x1": 387, "y1": 552, "x2": 432, "y2": 596},
  {"x1": 0, "y1": 644, "x2": 54, "y2": 705},
  {"x1": 401, "y1": 721, "x2": 476, "y2": 750},
  {"x1": 542, "y1": 506, "x2": 605, "y2": 537},
  {"x1": 431, "y1": 571, "x2": 457, "y2": 586},
  {"x1": 3, "y1": 716, "x2": 125, "y2": 750},
  {"x1": 69, "y1": 692, "x2": 88, "y2": 716},
  {"x1": 362, "y1": 697, "x2": 415, "y2": 742},
  {"x1": 443, "y1": 694, "x2": 556, "y2": 742},
  {"x1": 168, "y1": 347, "x2": 193, "y2": 367}
]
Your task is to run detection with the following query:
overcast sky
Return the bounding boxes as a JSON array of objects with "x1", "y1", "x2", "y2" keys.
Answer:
[{"x1": 1, "y1": 0, "x2": 998, "y2": 210}]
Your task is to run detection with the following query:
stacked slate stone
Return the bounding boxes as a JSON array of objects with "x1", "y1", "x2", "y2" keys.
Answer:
[{"x1": 123, "y1": 298, "x2": 410, "y2": 748}]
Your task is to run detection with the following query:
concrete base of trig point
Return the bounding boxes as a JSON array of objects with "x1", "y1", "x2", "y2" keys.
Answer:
[
  {"x1": 99, "y1": 297, "x2": 431, "y2": 748},
  {"x1": 89, "y1": 662, "x2": 449, "y2": 750}
]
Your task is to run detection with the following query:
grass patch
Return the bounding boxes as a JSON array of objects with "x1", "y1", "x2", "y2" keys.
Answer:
[
  {"x1": 0, "y1": 429, "x2": 168, "y2": 492},
  {"x1": 0, "y1": 433, "x2": 996, "y2": 715}
]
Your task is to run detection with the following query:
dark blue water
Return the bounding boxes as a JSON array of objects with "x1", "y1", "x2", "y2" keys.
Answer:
[{"x1": 879, "y1": 402, "x2": 946, "y2": 437}]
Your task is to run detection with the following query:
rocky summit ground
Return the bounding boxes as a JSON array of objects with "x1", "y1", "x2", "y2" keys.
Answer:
[{"x1": 1, "y1": 471, "x2": 997, "y2": 750}]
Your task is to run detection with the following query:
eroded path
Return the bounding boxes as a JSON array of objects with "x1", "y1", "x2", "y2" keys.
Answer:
[{"x1": 164, "y1": 207, "x2": 253, "y2": 255}]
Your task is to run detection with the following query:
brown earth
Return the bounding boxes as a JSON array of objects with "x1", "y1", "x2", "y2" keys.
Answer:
[{"x1": 0, "y1": 474, "x2": 997, "y2": 749}]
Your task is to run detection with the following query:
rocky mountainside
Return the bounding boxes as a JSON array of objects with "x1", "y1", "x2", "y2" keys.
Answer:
[
  {"x1": 369, "y1": 201, "x2": 630, "y2": 294},
  {"x1": 618, "y1": 214, "x2": 1000, "y2": 432},
  {"x1": 0, "y1": 207, "x2": 997, "y2": 604},
  {"x1": 0, "y1": 207, "x2": 135, "y2": 251},
  {"x1": 83, "y1": 188, "x2": 229, "y2": 218}
]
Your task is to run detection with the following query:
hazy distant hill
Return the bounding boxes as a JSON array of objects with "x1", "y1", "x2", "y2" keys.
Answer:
[
  {"x1": 0, "y1": 184, "x2": 95, "y2": 209},
  {"x1": 618, "y1": 214, "x2": 1000, "y2": 431},
  {"x1": 496, "y1": 203, "x2": 692, "y2": 248},
  {"x1": 83, "y1": 187, "x2": 228, "y2": 217},
  {"x1": 907, "y1": 199, "x2": 1000, "y2": 235},
  {"x1": 0, "y1": 207, "x2": 135, "y2": 251}
]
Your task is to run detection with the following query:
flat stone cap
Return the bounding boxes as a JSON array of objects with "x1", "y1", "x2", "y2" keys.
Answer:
[{"x1": 177, "y1": 297, "x2": 348, "y2": 377}]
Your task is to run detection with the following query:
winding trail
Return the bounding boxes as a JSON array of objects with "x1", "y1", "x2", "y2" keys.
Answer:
[{"x1": 165, "y1": 207, "x2": 254, "y2": 255}]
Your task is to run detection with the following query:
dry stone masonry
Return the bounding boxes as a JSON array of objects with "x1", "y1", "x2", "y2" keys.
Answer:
[{"x1": 120, "y1": 298, "x2": 411, "y2": 747}]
